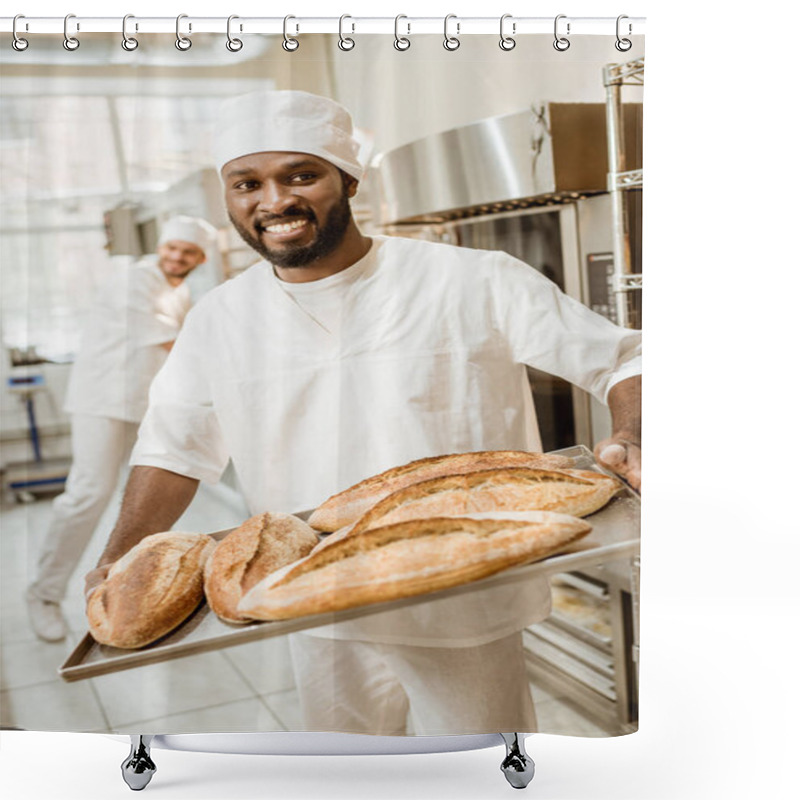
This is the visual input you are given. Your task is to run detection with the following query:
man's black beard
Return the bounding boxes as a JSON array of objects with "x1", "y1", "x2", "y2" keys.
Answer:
[{"x1": 230, "y1": 190, "x2": 352, "y2": 269}]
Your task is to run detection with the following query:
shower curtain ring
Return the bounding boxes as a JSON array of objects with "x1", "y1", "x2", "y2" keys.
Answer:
[
  {"x1": 338, "y1": 15, "x2": 355, "y2": 51},
  {"x1": 553, "y1": 14, "x2": 570, "y2": 51},
  {"x1": 63, "y1": 14, "x2": 80, "y2": 51},
  {"x1": 499, "y1": 14, "x2": 516, "y2": 50},
  {"x1": 12, "y1": 15, "x2": 29, "y2": 51},
  {"x1": 283, "y1": 16, "x2": 300, "y2": 51},
  {"x1": 394, "y1": 15, "x2": 411, "y2": 51},
  {"x1": 175, "y1": 14, "x2": 192, "y2": 51},
  {"x1": 615, "y1": 15, "x2": 633, "y2": 51},
  {"x1": 443, "y1": 14, "x2": 460, "y2": 51},
  {"x1": 226, "y1": 15, "x2": 243, "y2": 51},
  {"x1": 122, "y1": 15, "x2": 139, "y2": 51}
]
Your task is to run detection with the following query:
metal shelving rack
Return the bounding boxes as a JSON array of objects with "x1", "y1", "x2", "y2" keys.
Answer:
[
  {"x1": 602, "y1": 56, "x2": 643, "y2": 719},
  {"x1": 603, "y1": 57, "x2": 644, "y2": 329}
]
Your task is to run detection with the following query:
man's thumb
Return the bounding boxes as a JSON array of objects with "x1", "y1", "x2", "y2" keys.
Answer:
[{"x1": 600, "y1": 443, "x2": 627, "y2": 467}]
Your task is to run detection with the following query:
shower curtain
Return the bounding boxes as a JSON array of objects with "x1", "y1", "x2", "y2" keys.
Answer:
[{"x1": 0, "y1": 22, "x2": 643, "y2": 742}]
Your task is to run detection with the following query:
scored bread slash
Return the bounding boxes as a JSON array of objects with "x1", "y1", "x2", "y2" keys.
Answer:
[
  {"x1": 307, "y1": 450, "x2": 576, "y2": 532},
  {"x1": 347, "y1": 467, "x2": 620, "y2": 537},
  {"x1": 204, "y1": 512, "x2": 319, "y2": 624},
  {"x1": 237, "y1": 512, "x2": 592, "y2": 621},
  {"x1": 86, "y1": 532, "x2": 216, "y2": 649}
]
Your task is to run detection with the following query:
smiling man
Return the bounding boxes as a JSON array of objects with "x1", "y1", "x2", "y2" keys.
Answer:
[
  {"x1": 224, "y1": 152, "x2": 367, "y2": 278},
  {"x1": 85, "y1": 90, "x2": 641, "y2": 735},
  {"x1": 26, "y1": 216, "x2": 214, "y2": 642}
]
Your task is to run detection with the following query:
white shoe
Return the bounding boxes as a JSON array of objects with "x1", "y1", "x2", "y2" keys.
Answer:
[{"x1": 26, "y1": 589, "x2": 67, "y2": 642}]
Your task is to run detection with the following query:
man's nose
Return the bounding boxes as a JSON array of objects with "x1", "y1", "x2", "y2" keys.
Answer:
[{"x1": 256, "y1": 181, "x2": 297, "y2": 216}]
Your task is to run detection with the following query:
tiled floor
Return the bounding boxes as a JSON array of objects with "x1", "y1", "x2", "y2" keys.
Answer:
[{"x1": 1, "y1": 482, "x2": 609, "y2": 736}]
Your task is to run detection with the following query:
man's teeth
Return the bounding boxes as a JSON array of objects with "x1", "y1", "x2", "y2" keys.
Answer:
[{"x1": 265, "y1": 219, "x2": 307, "y2": 233}]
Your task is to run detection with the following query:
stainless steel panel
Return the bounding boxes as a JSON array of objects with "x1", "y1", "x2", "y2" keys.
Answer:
[
  {"x1": 527, "y1": 622, "x2": 615, "y2": 678},
  {"x1": 523, "y1": 630, "x2": 617, "y2": 700},
  {"x1": 548, "y1": 611, "x2": 613, "y2": 651},
  {"x1": 555, "y1": 572, "x2": 609, "y2": 600},
  {"x1": 374, "y1": 103, "x2": 641, "y2": 225},
  {"x1": 377, "y1": 110, "x2": 541, "y2": 225}
]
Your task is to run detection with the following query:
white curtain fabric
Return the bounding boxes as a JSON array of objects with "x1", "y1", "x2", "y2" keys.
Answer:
[{"x1": 0, "y1": 31, "x2": 643, "y2": 738}]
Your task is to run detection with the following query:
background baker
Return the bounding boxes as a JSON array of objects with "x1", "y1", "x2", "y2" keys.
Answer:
[{"x1": 85, "y1": 90, "x2": 641, "y2": 734}]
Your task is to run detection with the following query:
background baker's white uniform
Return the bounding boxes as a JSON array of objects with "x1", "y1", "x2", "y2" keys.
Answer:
[
  {"x1": 29, "y1": 258, "x2": 190, "y2": 603},
  {"x1": 64, "y1": 257, "x2": 191, "y2": 422},
  {"x1": 132, "y1": 235, "x2": 641, "y2": 732}
]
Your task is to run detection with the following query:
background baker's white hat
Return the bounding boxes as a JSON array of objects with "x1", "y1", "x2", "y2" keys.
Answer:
[
  {"x1": 213, "y1": 90, "x2": 364, "y2": 181},
  {"x1": 157, "y1": 215, "x2": 216, "y2": 255}
]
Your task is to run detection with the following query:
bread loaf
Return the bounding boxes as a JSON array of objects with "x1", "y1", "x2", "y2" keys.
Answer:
[
  {"x1": 307, "y1": 450, "x2": 576, "y2": 532},
  {"x1": 238, "y1": 511, "x2": 592, "y2": 621},
  {"x1": 204, "y1": 512, "x2": 319, "y2": 623},
  {"x1": 87, "y1": 532, "x2": 216, "y2": 649},
  {"x1": 347, "y1": 467, "x2": 619, "y2": 537}
]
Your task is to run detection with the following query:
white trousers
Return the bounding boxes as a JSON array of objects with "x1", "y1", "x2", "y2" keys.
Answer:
[
  {"x1": 288, "y1": 631, "x2": 537, "y2": 736},
  {"x1": 28, "y1": 413, "x2": 138, "y2": 603}
]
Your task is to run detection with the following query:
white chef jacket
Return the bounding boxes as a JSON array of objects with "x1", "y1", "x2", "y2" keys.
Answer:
[
  {"x1": 132, "y1": 235, "x2": 641, "y2": 645},
  {"x1": 65, "y1": 257, "x2": 191, "y2": 423}
]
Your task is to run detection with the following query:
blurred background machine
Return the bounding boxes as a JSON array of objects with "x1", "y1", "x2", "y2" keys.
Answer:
[{"x1": 2, "y1": 349, "x2": 70, "y2": 502}]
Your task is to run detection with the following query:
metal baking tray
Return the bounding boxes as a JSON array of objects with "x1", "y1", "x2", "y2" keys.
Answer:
[{"x1": 60, "y1": 445, "x2": 640, "y2": 682}]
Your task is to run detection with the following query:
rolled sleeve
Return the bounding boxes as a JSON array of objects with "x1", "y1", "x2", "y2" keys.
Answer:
[
  {"x1": 125, "y1": 272, "x2": 180, "y2": 348},
  {"x1": 602, "y1": 346, "x2": 642, "y2": 402},
  {"x1": 493, "y1": 253, "x2": 642, "y2": 405},
  {"x1": 130, "y1": 309, "x2": 229, "y2": 482},
  {"x1": 102, "y1": 263, "x2": 182, "y2": 349}
]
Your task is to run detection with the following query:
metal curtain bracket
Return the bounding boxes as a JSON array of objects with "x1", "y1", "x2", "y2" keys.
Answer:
[
  {"x1": 175, "y1": 14, "x2": 192, "y2": 50},
  {"x1": 12, "y1": 14, "x2": 29, "y2": 51},
  {"x1": 338, "y1": 14, "x2": 355, "y2": 51},
  {"x1": 616, "y1": 15, "x2": 633, "y2": 51},
  {"x1": 443, "y1": 13, "x2": 460, "y2": 51},
  {"x1": 554, "y1": 14, "x2": 571, "y2": 51},
  {"x1": 499, "y1": 14, "x2": 516, "y2": 51},
  {"x1": 283, "y1": 15, "x2": 299, "y2": 51},
  {"x1": 121, "y1": 14, "x2": 139, "y2": 51},
  {"x1": 63, "y1": 13, "x2": 79, "y2": 51},
  {"x1": 394, "y1": 14, "x2": 411, "y2": 51},
  {"x1": 226, "y1": 14, "x2": 243, "y2": 51}
]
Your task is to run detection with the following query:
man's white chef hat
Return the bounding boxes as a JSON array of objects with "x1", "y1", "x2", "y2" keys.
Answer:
[
  {"x1": 157, "y1": 216, "x2": 216, "y2": 255},
  {"x1": 213, "y1": 90, "x2": 364, "y2": 181}
]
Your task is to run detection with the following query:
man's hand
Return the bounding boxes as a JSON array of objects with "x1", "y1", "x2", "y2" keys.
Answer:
[
  {"x1": 599, "y1": 375, "x2": 641, "y2": 491},
  {"x1": 84, "y1": 466, "x2": 200, "y2": 607},
  {"x1": 84, "y1": 564, "x2": 111, "y2": 603},
  {"x1": 594, "y1": 437, "x2": 641, "y2": 491}
]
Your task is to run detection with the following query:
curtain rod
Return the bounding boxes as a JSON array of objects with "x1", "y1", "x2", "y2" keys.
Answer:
[{"x1": 1, "y1": 16, "x2": 646, "y2": 37}]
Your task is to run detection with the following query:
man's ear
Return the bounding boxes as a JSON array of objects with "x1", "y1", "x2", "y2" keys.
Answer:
[{"x1": 342, "y1": 171, "x2": 359, "y2": 198}]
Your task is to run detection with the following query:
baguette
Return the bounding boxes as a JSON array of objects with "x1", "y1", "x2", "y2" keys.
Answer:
[
  {"x1": 238, "y1": 511, "x2": 591, "y2": 621},
  {"x1": 310, "y1": 468, "x2": 619, "y2": 556},
  {"x1": 307, "y1": 450, "x2": 576, "y2": 532},
  {"x1": 87, "y1": 532, "x2": 216, "y2": 649},
  {"x1": 347, "y1": 467, "x2": 620, "y2": 537},
  {"x1": 204, "y1": 512, "x2": 319, "y2": 623}
]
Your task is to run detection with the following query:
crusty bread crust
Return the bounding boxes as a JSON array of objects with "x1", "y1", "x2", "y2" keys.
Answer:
[
  {"x1": 307, "y1": 450, "x2": 576, "y2": 532},
  {"x1": 238, "y1": 512, "x2": 592, "y2": 621},
  {"x1": 86, "y1": 532, "x2": 216, "y2": 649},
  {"x1": 347, "y1": 467, "x2": 619, "y2": 536},
  {"x1": 203, "y1": 512, "x2": 319, "y2": 623}
]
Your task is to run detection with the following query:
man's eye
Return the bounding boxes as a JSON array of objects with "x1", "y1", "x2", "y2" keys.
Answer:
[
  {"x1": 290, "y1": 173, "x2": 317, "y2": 183},
  {"x1": 233, "y1": 180, "x2": 257, "y2": 191}
]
